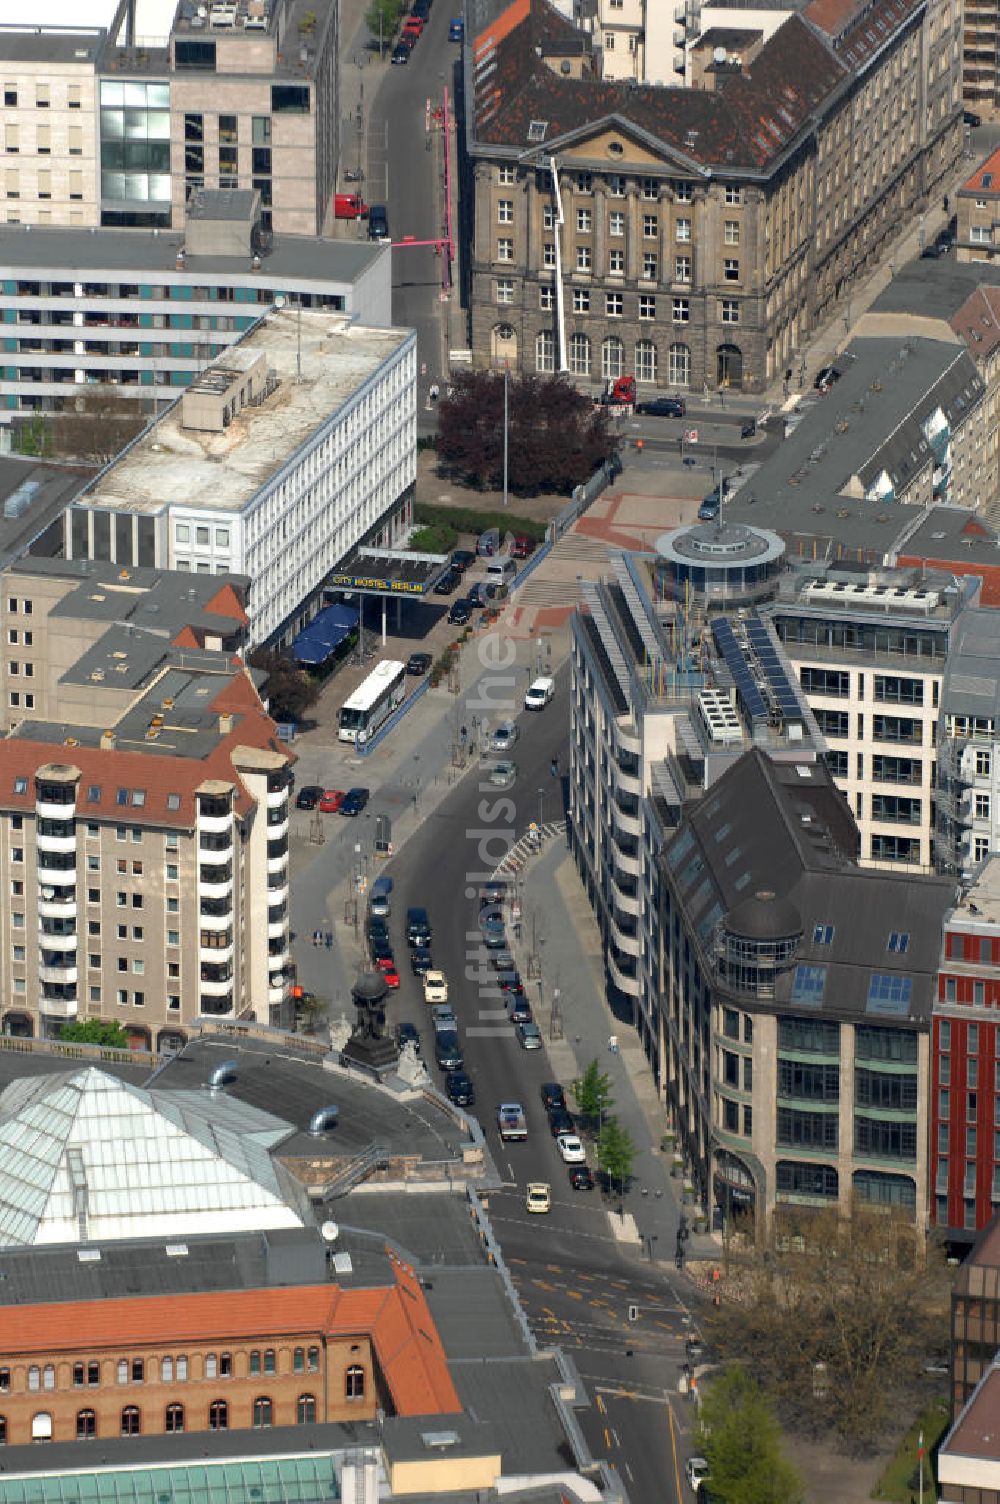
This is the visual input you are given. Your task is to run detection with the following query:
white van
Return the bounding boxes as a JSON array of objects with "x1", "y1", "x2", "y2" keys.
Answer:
[
  {"x1": 524, "y1": 676, "x2": 554, "y2": 711},
  {"x1": 486, "y1": 556, "x2": 517, "y2": 586}
]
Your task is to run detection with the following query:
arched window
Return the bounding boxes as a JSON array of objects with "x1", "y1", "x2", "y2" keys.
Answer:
[
  {"x1": 209, "y1": 1399, "x2": 228, "y2": 1431},
  {"x1": 296, "y1": 1393, "x2": 316, "y2": 1425},
  {"x1": 27, "y1": 1366, "x2": 40, "y2": 1393},
  {"x1": 120, "y1": 1406, "x2": 140, "y2": 1437},
  {"x1": 31, "y1": 1412, "x2": 51, "y2": 1443},
  {"x1": 293, "y1": 1347, "x2": 305, "y2": 1374},
  {"x1": 253, "y1": 1396, "x2": 273, "y2": 1429},
  {"x1": 345, "y1": 1366, "x2": 365, "y2": 1401},
  {"x1": 635, "y1": 339, "x2": 657, "y2": 384},
  {"x1": 263, "y1": 1350, "x2": 276, "y2": 1376},
  {"x1": 307, "y1": 1347, "x2": 320, "y2": 1372},
  {"x1": 568, "y1": 333, "x2": 591, "y2": 377},
  {"x1": 601, "y1": 336, "x2": 624, "y2": 381},
  {"x1": 668, "y1": 343, "x2": 691, "y2": 388},
  {"x1": 162, "y1": 1357, "x2": 173, "y2": 1383},
  {"x1": 204, "y1": 1354, "x2": 217, "y2": 1379},
  {"x1": 76, "y1": 1410, "x2": 96, "y2": 1440},
  {"x1": 535, "y1": 331, "x2": 554, "y2": 374},
  {"x1": 165, "y1": 1404, "x2": 184, "y2": 1434}
]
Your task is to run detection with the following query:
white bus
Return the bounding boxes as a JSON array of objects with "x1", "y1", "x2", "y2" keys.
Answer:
[{"x1": 338, "y1": 659, "x2": 407, "y2": 744}]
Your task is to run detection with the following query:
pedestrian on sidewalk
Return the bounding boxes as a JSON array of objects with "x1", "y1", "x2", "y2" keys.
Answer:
[{"x1": 608, "y1": 1033, "x2": 619, "y2": 1054}]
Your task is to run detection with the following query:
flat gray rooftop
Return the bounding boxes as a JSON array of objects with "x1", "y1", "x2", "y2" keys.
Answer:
[
  {"x1": 726, "y1": 335, "x2": 980, "y2": 557},
  {"x1": 0, "y1": 457, "x2": 91, "y2": 566},
  {"x1": 81, "y1": 310, "x2": 412, "y2": 518},
  {"x1": 0, "y1": 25, "x2": 104, "y2": 62},
  {"x1": 940, "y1": 607, "x2": 1000, "y2": 718},
  {"x1": 873, "y1": 249, "x2": 1000, "y2": 323},
  {"x1": 155, "y1": 1034, "x2": 469, "y2": 1165},
  {"x1": 341, "y1": 1190, "x2": 497, "y2": 1269},
  {"x1": 897, "y1": 504, "x2": 1000, "y2": 568},
  {"x1": 449, "y1": 1356, "x2": 583, "y2": 1476},
  {"x1": 0, "y1": 223, "x2": 384, "y2": 286},
  {"x1": 423, "y1": 1266, "x2": 531, "y2": 1359}
]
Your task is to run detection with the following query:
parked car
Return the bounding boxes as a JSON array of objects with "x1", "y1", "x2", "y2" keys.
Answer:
[
  {"x1": 698, "y1": 483, "x2": 725, "y2": 522},
  {"x1": 370, "y1": 939, "x2": 393, "y2": 963},
  {"x1": 433, "y1": 567, "x2": 460, "y2": 596},
  {"x1": 556, "y1": 1132, "x2": 586, "y2": 1163},
  {"x1": 295, "y1": 785, "x2": 324, "y2": 811},
  {"x1": 507, "y1": 996, "x2": 532, "y2": 1024},
  {"x1": 319, "y1": 789, "x2": 346, "y2": 813},
  {"x1": 548, "y1": 1106, "x2": 574, "y2": 1136},
  {"x1": 368, "y1": 204, "x2": 389, "y2": 240},
  {"x1": 813, "y1": 364, "x2": 841, "y2": 392},
  {"x1": 636, "y1": 395, "x2": 686, "y2": 417},
  {"x1": 448, "y1": 15, "x2": 464, "y2": 40},
  {"x1": 367, "y1": 917, "x2": 389, "y2": 942},
  {"x1": 391, "y1": 41, "x2": 410, "y2": 62},
  {"x1": 489, "y1": 948, "x2": 515, "y2": 973},
  {"x1": 434, "y1": 1030, "x2": 463, "y2": 1071},
  {"x1": 685, "y1": 1458, "x2": 710, "y2": 1492},
  {"x1": 411, "y1": 0, "x2": 430, "y2": 16},
  {"x1": 467, "y1": 581, "x2": 499, "y2": 607},
  {"x1": 431, "y1": 1003, "x2": 457, "y2": 1032},
  {"x1": 448, "y1": 599, "x2": 472, "y2": 626},
  {"x1": 381, "y1": 966, "x2": 400, "y2": 989},
  {"x1": 487, "y1": 759, "x2": 516, "y2": 789},
  {"x1": 445, "y1": 1070, "x2": 475, "y2": 1107},
  {"x1": 965, "y1": 108, "x2": 983, "y2": 126},
  {"x1": 569, "y1": 1165, "x2": 595, "y2": 1191},
  {"x1": 410, "y1": 946, "x2": 434, "y2": 976},
  {"x1": 339, "y1": 787, "x2": 369, "y2": 816},
  {"x1": 482, "y1": 879, "x2": 507, "y2": 905},
  {"x1": 481, "y1": 916, "x2": 506, "y2": 950},
  {"x1": 373, "y1": 952, "x2": 394, "y2": 970},
  {"x1": 511, "y1": 535, "x2": 536, "y2": 560},
  {"x1": 423, "y1": 969, "x2": 449, "y2": 1004},
  {"x1": 498, "y1": 970, "x2": 523, "y2": 993},
  {"x1": 406, "y1": 652, "x2": 432, "y2": 675},
  {"x1": 526, "y1": 1182, "x2": 551, "y2": 1214},
  {"x1": 921, "y1": 241, "x2": 943, "y2": 259},
  {"x1": 451, "y1": 549, "x2": 476, "y2": 573},
  {"x1": 402, "y1": 15, "x2": 424, "y2": 38},
  {"x1": 397, "y1": 1020, "x2": 421, "y2": 1054},
  {"x1": 740, "y1": 418, "x2": 756, "y2": 439},
  {"x1": 370, "y1": 875, "x2": 392, "y2": 918},
  {"x1": 540, "y1": 1082, "x2": 566, "y2": 1112},
  {"x1": 491, "y1": 721, "x2": 518, "y2": 753},
  {"x1": 516, "y1": 1020, "x2": 543, "y2": 1050}
]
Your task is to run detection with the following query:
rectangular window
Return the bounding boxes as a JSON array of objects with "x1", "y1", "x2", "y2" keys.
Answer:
[
  {"x1": 35, "y1": 85, "x2": 50, "y2": 109},
  {"x1": 573, "y1": 288, "x2": 590, "y2": 312},
  {"x1": 607, "y1": 174, "x2": 626, "y2": 196},
  {"x1": 721, "y1": 299, "x2": 740, "y2": 324},
  {"x1": 609, "y1": 249, "x2": 624, "y2": 274},
  {"x1": 576, "y1": 244, "x2": 592, "y2": 271},
  {"x1": 724, "y1": 220, "x2": 740, "y2": 245},
  {"x1": 496, "y1": 279, "x2": 513, "y2": 304},
  {"x1": 671, "y1": 297, "x2": 689, "y2": 323},
  {"x1": 576, "y1": 208, "x2": 591, "y2": 232},
  {"x1": 675, "y1": 218, "x2": 692, "y2": 242},
  {"x1": 725, "y1": 185, "x2": 742, "y2": 204},
  {"x1": 606, "y1": 292, "x2": 623, "y2": 317},
  {"x1": 642, "y1": 252, "x2": 657, "y2": 279},
  {"x1": 675, "y1": 181, "x2": 693, "y2": 202},
  {"x1": 497, "y1": 238, "x2": 513, "y2": 262},
  {"x1": 609, "y1": 211, "x2": 625, "y2": 236},
  {"x1": 36, "y1": 125, "x2": 50, "y2": 155},
  {"x1": 498, "y1": 165, "x2": 516, "y2": 184},
  {"x1": 497, "y1": 199, "x2": 513, "y2": 224},
  {"x1": 724, "y1": 258, "x2": 739, "y2": 281},
  {"x1": 675, "y1": 255, "x2": 691, "y2": 282},
  {"x1": 643, "y1": 214, "x2": 658, "y2": 238},
  {"x1": 539, "y1": 285, "x2": 553, "y2": 310},
  {"x1": 640, "y1": 295, "x2": 657, "y2": 320},
  {"x1": 271, "y1": 84, "x2": 310, "y2": 113}
]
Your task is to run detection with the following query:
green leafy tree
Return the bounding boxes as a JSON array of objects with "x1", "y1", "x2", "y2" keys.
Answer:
[
  {"x1": 597, "y1": 1117, "x2": 636, "y2": 1195},
  {"x1": 365, "y1": 0, "x2": 402, "y2": 48},
  {"x1": 436, "y1": 371, "x2": 613, "y2": 496},
  {"x1": 709, "y1": 1202, "x2": 953, "y2": 1452},
  {"x1": 15, "y1": 412, "x2": 53, "y2": 458},
  {"x1": 59, "y1": 1019, "x2": 129, "y2": 1049},
  {"x1": 695, "y1": 1368, "x2": 802, "y2": 1504},
  {"x1": 571, "y1": 1057, "x2": 614, "y2": 1130},
  {"x1": 248, "y1": 649, "x2": 320, "y2": 724}
]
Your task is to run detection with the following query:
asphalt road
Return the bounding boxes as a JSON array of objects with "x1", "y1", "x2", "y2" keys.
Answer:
[
  {"x1": 375, "y1": 661, "x2": 694, "y2": 1501},
  {"x1": 369, "y1": 5, "x2": 458, "y2": 389}
]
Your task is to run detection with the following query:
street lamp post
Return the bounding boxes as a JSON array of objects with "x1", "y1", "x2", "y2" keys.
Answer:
[{"x1": 537, "y1": 787, "x2": 544, "y2": 830}]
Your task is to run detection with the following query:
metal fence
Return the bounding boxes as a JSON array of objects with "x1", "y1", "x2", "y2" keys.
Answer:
[{"x1": 550, "y1": 455, "x2": 621, "y2": 543}]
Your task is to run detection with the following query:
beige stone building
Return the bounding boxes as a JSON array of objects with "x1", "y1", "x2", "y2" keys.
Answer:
[
  {"x1": 950, "y1": 284, "x2": 1000, "y2": 504},
  {"x1": 0, "y1": 0, "x2": 338, "y2": 236},
  {"x1": 466, "y1": 0, "x2": 962, "y2": 393},
  {"x1": 957, "y1": 146, "x2": 1000, "y2": 264},
  {"x1": 0, "y1": 27, "x2": 102, "y2": 229},
  {"x1": 0, "y1": 559, "x2": 292, "y2": 1048}
]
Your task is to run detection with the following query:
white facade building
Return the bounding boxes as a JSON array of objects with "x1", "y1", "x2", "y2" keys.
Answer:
[{"x1": 65, "y1": 308, "x2": 417, "y2": 645}]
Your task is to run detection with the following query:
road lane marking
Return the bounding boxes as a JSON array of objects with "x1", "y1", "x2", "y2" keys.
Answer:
[
  {"x1": 624, "y1": 1463, "x2": 635, "y2": 1482},
  {"x1": 611, "y1": 1427, "x2": 621, "y2": 1448},
  {"x1": 566, "y1": 1290, "x2": 584, "y2": 1301},
  {"x1": 596, "y1": 1394, "x2": 606, "y2": 1416},
  {"x1": 668, "y1": 1393, "x2": 682, "y2": 1503},
  {"x1": 603, "y1": 1427, "x2": 611, "y2": 1449}
]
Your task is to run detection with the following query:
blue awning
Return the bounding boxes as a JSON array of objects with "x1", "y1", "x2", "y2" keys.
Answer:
[{"x1": 290, "y1": 621, "x2": 353, "y2": 664}]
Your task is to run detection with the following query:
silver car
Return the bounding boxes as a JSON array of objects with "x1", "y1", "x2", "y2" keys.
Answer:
[
  {"x1": 487, "y1": 759, "x2": 517, "y2": 789},
  {"x1": 491, "y1": 720, "x2": 519, "y2": 753},
  {"x1": 516, "y1": 1020, "x2": 543, "y2": 1050}
]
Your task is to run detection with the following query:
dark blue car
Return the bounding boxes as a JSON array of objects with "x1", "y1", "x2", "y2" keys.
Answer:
[{"x1": 339, "y1": 787, "x2": 370, "y2": 816}]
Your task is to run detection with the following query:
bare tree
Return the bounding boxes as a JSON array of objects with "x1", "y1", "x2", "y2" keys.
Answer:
[
  {"x1": 708, "y1": 1202, "x2": 953, "y2": 1452},
  {"x1": 51, "y1": 388, "x2": 147, "y2": 464}
]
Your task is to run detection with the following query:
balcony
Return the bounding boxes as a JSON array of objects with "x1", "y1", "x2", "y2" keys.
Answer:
[
  {"x1": 612, "y1": 876, "x2": 641, "y2": 916},
  {"x1": 267, "y1": 852, "x2": 289, "y2": 876},
  {"x1": 200, "y1": 993, "x2": 234, "y2": 1015},
  {"x1": 38, "y1": 995, "x2": 79, "y2": 1020},
  {"x1": 268, "y1": 944, "x2": 290, "y2": 969},
  {"x1": 266, "y1": 787, "x2": 288, "y2": 810},
  {"x1": 36, "y1": 830, "x2": 77, "y2": 855},
  {"x1": 268, "y1": 917, "x2": 288, "y2": 940},
  {"x1": 38, "y1": 894, "x2": 77, "y2": 920},
  {"x1": 36, "y1": 797, "x2": 76, "y2": 821},
  {"x1": 198, "y1": 812, "x2": 233, "y2": 836},
  {"x1": 269, "y1": 980, "x2": 288, "y2": 1006},
  {"x1": 608, "y1": 949, "x2": 641, "y2": 996},
  {"x1": 39, "y1": 963, "x2": 78, "y2": 985},
  {"x1": 199, "y1": 874, "x2": 234, "y2": 899},
  {"x1": 200, "y1": 974, "x2": 234, "y2": 996},
  {"x1": 36, "y1": 863, "x2": 77, "y2": 887},
  {"x1": 200, "y1": 940, "x2": 234, "y2": 965},
  {"x1": 38, "y1": 929, "x2": 77, "y2": 952},
  {"x1": 266, "y1": 815, "x2": 289, "y2": 842},
  {"x1": 267, "y1": 880, "x2": 289, "y2": 906}
]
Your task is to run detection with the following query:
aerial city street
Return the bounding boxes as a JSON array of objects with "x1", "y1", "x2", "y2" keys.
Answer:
[{"x1": 4, "y1": 0, "x2": 1000, "y2": 1500}]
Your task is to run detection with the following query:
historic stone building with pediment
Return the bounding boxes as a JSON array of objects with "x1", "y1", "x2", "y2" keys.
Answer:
[{"x1": 463, "y1": 0, "x2": 962, "y2": 394}]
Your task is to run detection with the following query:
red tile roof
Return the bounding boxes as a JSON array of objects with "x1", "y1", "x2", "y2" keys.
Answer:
[
  {"x1": 951, "y1": 285, "x2": 1000, "y2": 363},
  {"x1": 205, "y1": 583, "x2": 250, "y2": 627},
  {"x1": 0, "y1": 1265, "x2": 460, "y2": 1418},
  {"x1": 944, "y1": 1364, "x2": 1000, "y2": 1459},
  {"x1": 0, "y1": 668, "x2": 291, "y2": 827},
  {"x1": 962, "y1": 147, "x2": 1000, "y2": 196}
]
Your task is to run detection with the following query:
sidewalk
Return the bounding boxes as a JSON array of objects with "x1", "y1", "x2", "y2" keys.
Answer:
[{"x1": 515, "y1": 835, "x2": 717, "y2": 1270}]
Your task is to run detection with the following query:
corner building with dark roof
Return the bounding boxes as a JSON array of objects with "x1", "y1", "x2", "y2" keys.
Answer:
[
  {"x1": 658, "y1": 748, "x2": 953, "y2": 1237},
  {"x1": 464, "y1": 0, "x2": 962, "y2": 392}
]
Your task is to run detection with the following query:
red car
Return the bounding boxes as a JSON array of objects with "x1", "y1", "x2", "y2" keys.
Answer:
[
  {"x1": 511, "y1": 535, "x2": 536, "y2": 560},
  {"x1": 319, "y1": 789, "x2": 345, "y2": 813},
  {"x1": 382, "y1": 967, "x2": 401, "y2": 989},
  {"x1": 402, "y1": 15, "x2": 423, "y2": 37}
]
